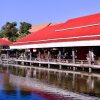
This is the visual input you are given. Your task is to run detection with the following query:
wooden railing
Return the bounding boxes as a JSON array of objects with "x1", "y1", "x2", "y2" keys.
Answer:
[{"x1": 0, "y1": 56, "x2": 99, "y2": 66}]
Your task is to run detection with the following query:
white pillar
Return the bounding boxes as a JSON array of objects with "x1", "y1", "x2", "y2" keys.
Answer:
[
  {"x1": 58, "y1": 50, "x2": 61, "y2": 62},
  {"x1": 30, "y1": 51, "x2": 32, "y2": 66},
  {"x1": 88, "y1": 49, "x2": 91, "y2": 65},
  {"x1": 6, "y1": 50, "x2": 9, "y2": 64},
  {"x1": 38, "y1": 51, "x2": 41, "y2": 61},
  {"x1": 72, "y1": 48, "x2": 75, "y2": 63},
  {"x1": 16, "y1": 50, "x2": 18, "y2": 65},
  {"x1": 48, "y1": 50, "x2": 50, "y2": 62},
  {"x1": 30, "y1": 52, "x2": 32, "y2": 61},
  {"x1": 48, "y1": 50, "x2": 50, "y2": 68},
  {"x1": 88, "y1": 48, "x2": 94, "y2": 65}
]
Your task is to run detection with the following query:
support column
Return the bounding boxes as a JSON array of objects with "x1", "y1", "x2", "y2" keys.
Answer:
[
  {"x1": 88, "y1": 49, "x2": 91, "y2": 65},
  {"x1": 30, "y1": 51, "x2": 32, "y2": 66},
  {"x1": 16, "y1": 50, "x2": 18, "y2": 65},
  {"x1": 48, "y1": 50, "x2": 50, "y2": 62},
  {"x1": 38, "y1": 50, "x2": 41, "y2": 67},
  {"x1": 58, "y1": 50, "x2": 62, "y2": 69},
  {"x1": 58, "y1": 50, "x2": 61, "y2": 62},
  {"x1": 48, "y1": 50, "x2": 50, "y2": 68},
  {"x1": 89, "y1": 48, "x2": 94, "y2": 65},
  {"x1": 38, "y1": 51, "x2": 41, "y2": 61},
  {"x1": 30, "y1": 51, "x2": 32, "y2": 61},
  {"x1": 6, "y1": 50, "x2": 9, "y2": 64},
  {"x1": 72, "y1": 48, "x2": 75, "y2": 64},
  {"x1": 88, "y1": 48, "x2": 94, "y2": 73}
]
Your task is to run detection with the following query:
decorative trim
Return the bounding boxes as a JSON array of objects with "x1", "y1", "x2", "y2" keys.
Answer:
[
  {"x1": 14, "y1": 34, "x2": 100, "y2": 45},
  {"x1": 10, "y1": 40, "x2": 100, "y2": 49},
  {"x1": 55, "y1": 23, "x2": 100, "y2": 32}
]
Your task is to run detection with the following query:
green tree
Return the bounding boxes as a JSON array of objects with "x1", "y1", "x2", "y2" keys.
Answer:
[
  {"x1": 18, "y1": 22, "x2": 32, "y2": 38},
  {"x1": 1, "y1": 22, "x2": 18, "y2": 42},
  {"x1": 0, "y1": 31, "x2": 4, "y2": 38}
]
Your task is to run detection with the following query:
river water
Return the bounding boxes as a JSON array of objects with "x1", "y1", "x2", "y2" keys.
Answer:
[{"x1": 0, "y1": 66, "x2": 100, "y2": 100}]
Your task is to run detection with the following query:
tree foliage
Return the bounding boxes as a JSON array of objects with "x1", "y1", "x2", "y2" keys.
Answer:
[
  {"x1": 0, "y1": 21, "x2": 32, "y2": 42},
  {"x1": 0, "y1": 31, "x2": 4, "y2": 38},
  {"x1": 1, "y1": 22, "x2": 18, "y2": 42},
  {"x1": 18, "y1": 22, "x2": 32, "y2": 38}
]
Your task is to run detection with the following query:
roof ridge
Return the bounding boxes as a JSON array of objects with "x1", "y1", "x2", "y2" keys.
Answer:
[{"x1": 66, "y1": 13, "x2": 100, "y2": 22}]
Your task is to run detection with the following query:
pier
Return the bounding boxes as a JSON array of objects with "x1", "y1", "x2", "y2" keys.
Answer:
[{"x1": 0, "y1": 56, "x2": 100, "y2": 73}]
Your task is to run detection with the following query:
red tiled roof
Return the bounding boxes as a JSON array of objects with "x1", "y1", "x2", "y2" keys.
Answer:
[
  {"x1": 0, "y1": 38, "x2": 12, "y2": 46},
  {"x1": 12, "y1": 13, "x2": 100, "y2": 47},
  {"x1": 64, "y1": 13, "x2": 100, "y2": 27},
  {"x1": 29, "y1": 23, "x2": 51, "y2": 33}
]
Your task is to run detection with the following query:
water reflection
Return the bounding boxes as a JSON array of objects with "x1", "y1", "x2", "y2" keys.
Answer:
[
  {"x1": 0, "y1": 72, "x2": 48, "y2": 100},
  {"x1": 9, "y1": 66, "x2": 100, "y2": 99},
  {"x1": 0, "y1": 65, "x2": 99, "y2": 100},
  {"x1": 34, "y1": 69, "x2": 100, "y2": 97}
]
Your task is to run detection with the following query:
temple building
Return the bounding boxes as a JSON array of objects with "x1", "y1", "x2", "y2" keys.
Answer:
[{"x1": 1, "y1": 13, "x2": 100, "y2": 71}]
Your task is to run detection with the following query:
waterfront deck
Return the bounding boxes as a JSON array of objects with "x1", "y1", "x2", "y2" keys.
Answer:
[{"x1": 0, "y1": 57, "x2": 100, "y2": 73}]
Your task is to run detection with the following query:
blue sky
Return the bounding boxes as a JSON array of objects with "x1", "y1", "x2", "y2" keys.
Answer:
[{"x1": 0, "y1": 0, "x2": 100, "y2": 27}]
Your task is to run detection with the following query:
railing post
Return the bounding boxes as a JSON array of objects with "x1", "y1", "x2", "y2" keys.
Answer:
[
  {"x1": 48, "y1": 64, "x2": 50, "y2": 68},
  {"x1": 39, "y1": 63, "x2": 41, "y2": 67},
  {"x1": 59, "y1": 64, "x2": 62, "y2": 70}
]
